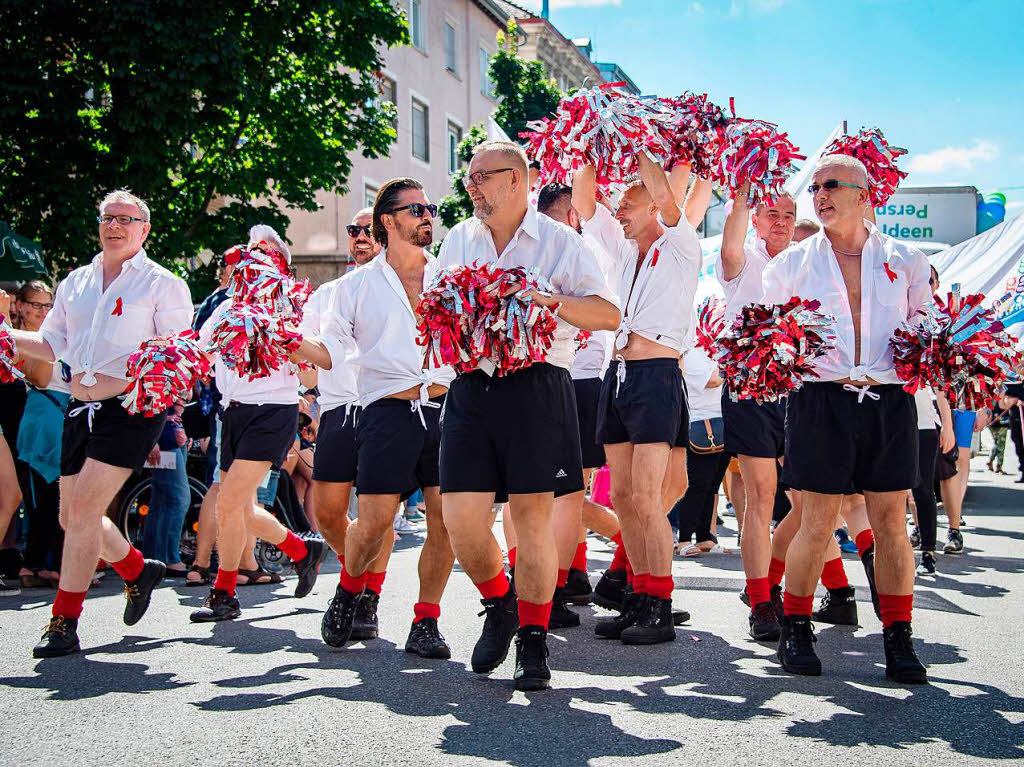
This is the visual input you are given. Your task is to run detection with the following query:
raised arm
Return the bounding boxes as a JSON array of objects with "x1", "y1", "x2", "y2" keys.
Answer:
[
  {"x1": 684, "y1": 176, "x2": 713, "y2": 230},
  {"x1": 639, "y1": 151, "x2": 680, "y2": 227},
  {"x1": 720, "y1": 184, "x2": 751, "y2": 281},
  {"x1": 571, "y1": 165, "x2": 598, "y2": 222}
]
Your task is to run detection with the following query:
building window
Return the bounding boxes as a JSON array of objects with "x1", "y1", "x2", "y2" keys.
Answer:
[
  {"x1": 411, "y1": 98, "x2": 429, "y2": 162},
  {"x1": 409, "y1": 0, "x2": 425, "y2": 51},
  {"x1": 365, "y1": 183, "x2": 379, "y2": 209},
  {"x1": 479, "y1": 47, "x2": 496, "y2": 99},
  {"x1": 447, "y1": 121, "x2": 463, "y2": 176},
  {"x1": 444, "y1": 21, "x2": 457, "y2": 74},
  {"x1": 375, "y1": 75, "x2": 397, "y2": 130}
]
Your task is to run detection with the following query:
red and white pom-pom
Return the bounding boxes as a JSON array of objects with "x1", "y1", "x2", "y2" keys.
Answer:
[
  {"x1": 228, "y1": 244, "x2": 310, "y2": 321},
  {"x1": 695, "y1": 296, "x2": 726, "y2": 356},
  {"x1": 208, "y1": 305, "x2": 302, "y2": 382},
  {"x1": 659, "y1": 92, "x2": 728, "y2": 177},
  {"x1": 122, "y1": 330, "x2": 211, "y2": 416},
  {"x1": 891, "y1": 289, "x2": 1019, "y2": 410},
  {"x1": 711, "y1": 113, "x2": 804, "y2": 207},
  {"x1": 826, "y1": 128, "x2": 907, "y2": 207},
  {"x1": 575, "y1": 329, "x2": 593, "y2": 353},
  {"x1": 416, "y1": 264, "x2": 557, "y2": 377},
  {"x1": 713, "y1": 297, "x2": 835, "y2": 404},
  {"x1": 0, "y1": 322, "x2": 25, "y2": 384}
]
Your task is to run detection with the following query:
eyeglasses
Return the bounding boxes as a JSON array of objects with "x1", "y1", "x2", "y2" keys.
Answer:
[
  {"x1": 387, "y1": 203, "x2": 437, "y2": 219},
  {"x1": 346, "y1": 224, "x2": 372, "y2": 238},
  {"x1": 20, "y1": 300, "x2": 52, "y2": 311},
  {"x1": 461, "y1": 168, "x2": 515, "y2": 188},
  {"x1": 97, "y1": 214, "x2": 146, "y2": 226},
  {"x1": 807, "y1": 179, "x2": 865, "y2": 195}
]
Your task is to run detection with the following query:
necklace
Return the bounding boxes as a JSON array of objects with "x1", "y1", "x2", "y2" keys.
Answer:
[{"x1": 831, "y1": 244, "x2": 863, "y2": 257}]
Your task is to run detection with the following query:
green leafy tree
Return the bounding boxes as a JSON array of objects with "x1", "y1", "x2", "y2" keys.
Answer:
[
  {"x1": 0, "y1": 0, "x2": 408, "y2": 294},
  {"x1": 437, "y1": 20, "x2": 561, "y2": 231}
]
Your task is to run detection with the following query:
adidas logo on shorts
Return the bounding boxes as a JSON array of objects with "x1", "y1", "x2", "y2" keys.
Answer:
[{"x1": 555, "y1": 469, "x2": 567, "y2": 478}]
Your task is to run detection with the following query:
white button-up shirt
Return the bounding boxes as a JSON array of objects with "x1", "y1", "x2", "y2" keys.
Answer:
[
  {"x1": 715, "y1": 236, "x2": 772, "y2": 322},
  {"x1": 40, "y1": 249, "x2": 193, "y2": 385},
  {"x1": 437, "y1": 205, "x2": 616, "y2": 371},
  {"x1": 198, "y1": 299, "x2": 299, "y2": 406},
  {"x1": 320, "y1": 250, "x2": 455, "y2": 407},
  {"x1": 761, "y1": 221, "x2": 931, "y2": 384},
  {"x1": 570, "y1": 213, "x2": 617, "y2": 379},
  {"x1": 582, "y1": 203, "x2": 702, "y2": 355},
  {"x1": 300, "y1": 280, "x2": 359, "y2": 414}
]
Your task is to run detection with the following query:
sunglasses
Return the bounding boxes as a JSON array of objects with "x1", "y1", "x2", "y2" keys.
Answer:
[
  {"x1": 388, "y1": 203, "x2": 437, "y2": 219},
  {"x1": 347, "y1": 224, "x2": 372, "y2": 238},
  {"x1": 807, "y1": 179, "x2": 866, "y2": 195}
]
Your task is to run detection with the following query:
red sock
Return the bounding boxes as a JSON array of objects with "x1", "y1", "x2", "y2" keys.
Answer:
[
  {"x1": 820, "y1": 557, "x2": 850, "y2": 590},
  {"x1": 746, "y1": 576, "x2": 771, "y2": 607},
  {"x1": 572, "y1": 541, "x2": 587, "y2": 571},
  {"x1": 633, "y1": 572, "x2": 649, "y2": 594},
  {"x1": 214, "y1": 569, "x2": 238, "y2": 595},
  {"x1": 647, "y1": 574, "x2": 674, "y2": 600},
  {"x1": 557, "y1": 568, "x2": 569, "y2": 588},
  {"x1": 413, "y1": 602, "x2": 441, "y2": 624},
  {"x1": 768, "y1": 557, "x2": 786, "y2": 587},
  {"x1": 609, "y1": 532, "x2": 627, "y2": 573},
  {"x1": 364, "y1": 570, "x2": 386, "y2": 595},
  {"x1": 111, "y1": 547, "x2": 145, "y2": 582},
  {"x1": 878, "y1": 593, "x2": 913, "y2": 628},
  {"x1": 783, "y1": 590, "x2": 814, "y2": 617},
  {"x1": 855, "y1": 529, "x2": 875, "y2": 558},
  {"x1": 339, "y1": 565, "x2": 365, "y2": 594},
  {"x1": 508, "y1": 546, "x2": 517, "y2": 569},
  {"x1": 277, "y1": 531, "x2": 309, "y2": 562},
  {"x1": 53, "y1": 589, "x2": 87, "y2": 619},
  {"x1": 475, "y1": 571, "x2": 510, "y2": 600},
  {"x1": 625, "y1": 560, "x2": 635, "y2": 587},
  {"x1": 518, "y1": 599, "x2": 552, "y2": 630}
]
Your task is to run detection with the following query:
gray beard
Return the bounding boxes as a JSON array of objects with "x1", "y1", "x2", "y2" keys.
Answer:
[{"x1": 473, "y1": 201, "x2": 494, "y2": 219}]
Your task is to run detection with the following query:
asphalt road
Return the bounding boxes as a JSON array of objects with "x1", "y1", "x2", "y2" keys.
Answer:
[{"x1": 2, "y1": 453, "x2": 1022, "y2": 766}]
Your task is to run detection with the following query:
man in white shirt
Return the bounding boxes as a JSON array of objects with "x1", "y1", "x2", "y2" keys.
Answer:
[
  {"x1": 437, "y1": 141, "x2": 619, "y2": 691},
  {"x1": 716, "y1": 185, "x2": 796, "y2": 643},
  {"x1": 572, "y1": 154, "x2": 702, "y2": 647},
  {"x1": 761, "y1": 155, "x2": 930, "y2": 684},
  {"x1": 190, "y1": 226, "x2": 327, "y2": 624},
  {"x1": 297, "y1": 178, "x2": 457, "y2": 658},
  {"x1": 12, "y1": 190, "x2": 193, "y2": 658}
]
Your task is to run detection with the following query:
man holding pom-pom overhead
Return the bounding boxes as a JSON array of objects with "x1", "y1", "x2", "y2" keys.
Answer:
[{"x1": 761, "y1": 154, "x2": 932, "y2": 684}]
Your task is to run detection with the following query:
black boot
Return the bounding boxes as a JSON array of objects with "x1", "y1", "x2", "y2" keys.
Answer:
[
  {"x1": 749, "y1": 600, "x2": 782, "y2": 642},
  {"x1": 513, "y1": 626, "x2": 551, "y2": 691},
  {"x1": 883, "y1": 622, "x2": 928, "y2": 684},
  {"x1": 595, "y1": 590, "x2": 644, "y2": 639},
  {"x1": 620, "y1": 596, "x2": 676, "y2": 645},
  {"x1": 32, "y1": 616, "x2": 80, "y2": 658},
  {"x1": 814, "y1": 586, "x2": 858, "y2": 625},
  {"x1": 293, "y1": 537, "x2": 327, "y2": 598},
  {"x1": 777, "y1": 615, "x2": 821, "y2": 675},
  {"x1": 405, "y1": 617, "x2": 451, "y2": 659},
  {"x1": 189, "y1": 588, "x2": 241, "y2": 623},
  {"x1": 564, "y1": 568, "x2": 593, "y2": 605},
  {"x1": 123, "y1": 559, "x2": 166, "y2": 626},
  {"x1": 860, "y1": 544, "x2": 882, "y2": 620},
  {"x1": 320, "y1": 585, "x2": 361, "y2": 647},
  {"x1": 549, "y1": 587, "x2": 581, "y2": 629},
  {"x1": 592, "y1": 569, "x2": 627, "y2": 611},
  {"x1": 351, "y1": 591, "x2": 380, "y2": 641},
  {"x1": 471, "y1": 587, "x2": 518, "y2": 673}
]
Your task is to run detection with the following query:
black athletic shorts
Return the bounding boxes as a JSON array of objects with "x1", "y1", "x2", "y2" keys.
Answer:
[
  {"x1": 441, "y1": 363, "x2": 583, "y2": 502},
  {"x1": 312, "y1": 403, "x2": 360, "y2": 483},
  {"x1": 722, "y1": 385, "x2": 786, "y2": 459},
  {"x1": 220, "y1": 402, "x2": 299, "y2": 472},
  {"x1": 597, "y1": 358, "x2": 682, "y2": 446},
  {"x1": 573, "y1": 377, "x2": 606, "y2": 469},
  {"x1": 673, "y1": 378, "x2": 691, "y2": 448},
  {"x1": 783, "y1": 382, "x2": 919, "y2": 494},
  {"x1": 356, "y1": 396, "x2": 443, "y2": 497},
  {"x1": 61, "y1": 397, "x2": 167, "y2": 476}
]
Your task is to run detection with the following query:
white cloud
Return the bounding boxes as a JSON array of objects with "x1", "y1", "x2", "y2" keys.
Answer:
[{"x1": 907, "y1": 140, "x2": 999, "y2": 174}]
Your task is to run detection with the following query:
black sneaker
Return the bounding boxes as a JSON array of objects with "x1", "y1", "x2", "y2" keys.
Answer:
[
  {"x1": 471, "y1": 587, "x2": 518, "y2": 673},
  {"x1": 916, "y1": 551, "x2": 937, "y2": 576},
  {"x1": 813, "y1": 586, "x2": 858, "y2": 625},
  {"x1": 549, "y1": 587, "x2": 581, "y2": 629},
  {"x1": 749, "y1": 600, "x2": 782, "y2": 641},
  {"x1": 123, "y1": 559, "x2": 166, "y2": 626},
  {"x1": 740, "y1": 584, "x2": 784, "y2": 620},
  {"x1": 943, "y1": 528, "x2": 964, "y2": 554},
  {"x1": 0, "y1": 576, "x2": 21, "y2": 596},
  {"x1": 621, "y1": 596, "x2": 676, "y2": 645},
  {"x1": 321, "y1": 584, "x2": 361, "y2": 647},
  {"x1": 32, "y1": 616, "x2": 80, "y2": 658},
  {"x1": 909, "y1": 526, "x2": 921, "y2": 549},
  {"x1": 564, "y1": 568, "x2": 593, "y2": 605},
  {"x1": 883, "y1": 621, "x2": 928, "y2": 684},
  {"x1": 777, "y1": 615, "x2": 821, "y2": 675},
  {"x1": 351, "y1": 591, "x2": 380, "y2": 641},
  {"x1": 595, "y1": 591, "x2": 644, "y2": 639},
  {"x1": 405, "y1": 617, "x2": 451, "y2": 659},
  {"x1": 592, "y1": 569, "x2": 627, "y2": 611},
  {"x1": 513, "y1": 626, "x2": 551, "y2": 691},
  {"x1": 293, "y1": 537, "x2": 327, "y2": 598},
  {"x1": 860, "y1": 544, "x2": 882, "y2": 620},
  {"x1": 189, "y1": 588, "x2": 241, "y2": 623},
  {"x1": 672, "y1": 607, "x2": 691, "y2": 625}
]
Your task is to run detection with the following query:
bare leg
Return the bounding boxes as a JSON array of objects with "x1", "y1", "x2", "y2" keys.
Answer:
[
  {"x1": 417, "y1": 487, "x2": 454, "y2": 604},
  {"x1": 606, "y1": 443, "x2": 646, "y2": 573},
  {"x1": 313, "y1": 480, "x2": 352, "y2": 558},
  {"x1": 784, "y1": 491, "x2": 844, "y2": 598},
  {"x1": 730, "y1": 471, "x2": 746, "y2": 537},
  {"x1": 215, "y1": 460, "x2": 271, "y2": 573},
  {"x1": 553, "y1": 491, "x2": 584, "y2": 573},
  {"x1": 737, "y1": 455, "x2": 778, "y2": 581},
  {"x1": 0, "y1": 439, "x2": 22, "y2": 538},
  {"x1": 443, "y1": 491, "x2": 503, "y2": 583},
  {"x1": 193, "y1": 483, "x2": 218, "y2": 568},
  {"x1": 864, "y1": 490, "x2": 915, "y2": 597},
  {"x1": 344, "y1": 494, "x2": 400, "y2": 577},
  {"x1": 507, "y1": 492, "x2": 557, "y2": 604}
]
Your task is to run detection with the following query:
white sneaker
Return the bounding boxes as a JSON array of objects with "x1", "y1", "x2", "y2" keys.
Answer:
[
  {"x1": 394, "y1": 513, "x2": 420, "y2": 535},
  {"x1": 722, "y1": 502, "x2": 736, "y2": 518}
]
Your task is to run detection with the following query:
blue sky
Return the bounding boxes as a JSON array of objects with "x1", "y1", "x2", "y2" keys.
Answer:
[{"x1": 517, "y1": 0, "x2": 1024, "y2": 213}]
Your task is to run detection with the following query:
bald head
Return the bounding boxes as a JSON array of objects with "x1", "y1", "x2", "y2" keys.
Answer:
[
  {"x1": 466, "y1": 141, "x2": 529, "y2": 220},
  {"x1": 348, "y1": 206, "x2": 379, "y2": 265}
]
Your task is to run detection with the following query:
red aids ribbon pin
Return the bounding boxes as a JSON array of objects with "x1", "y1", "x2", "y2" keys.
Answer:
[
  {"x1": 112, "y1": 297, "x2": 124, "y2": 316},
  {"x1": 650, "y1": 248, "x2": 660, "y2": 268},
  {"x1": 883, "y1": 262, "x2": 898, "y2": 283}
]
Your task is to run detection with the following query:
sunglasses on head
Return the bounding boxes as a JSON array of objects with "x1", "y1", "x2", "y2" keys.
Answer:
[
  {"x1": 807, "y1": 179, "x2": 866, "y2": 195},
  {"x1": 347, "y1": 224, "x2": 372, "y2": 238},
  {"x1": 388, "y1": 203, "x2": 437, "y2": 219}
]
